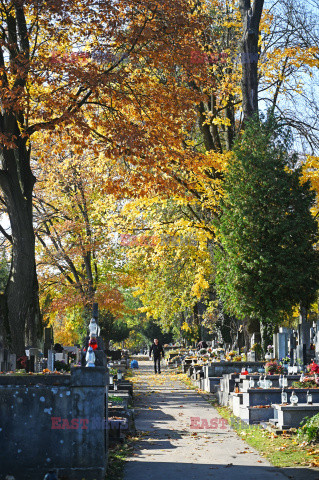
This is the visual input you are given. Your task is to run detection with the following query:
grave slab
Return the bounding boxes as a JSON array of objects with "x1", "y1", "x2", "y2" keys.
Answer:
[
  {"x1": 239, "y1": 405, "x2": 274, "y2": 424},
  {"x1": 272, "y1": 403, "x2": 319, "y2": 429}
]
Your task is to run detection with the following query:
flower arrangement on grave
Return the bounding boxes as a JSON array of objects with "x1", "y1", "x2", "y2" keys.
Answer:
[
  {"x1": 17, "y1": 355, "x2": 27, "y2": 369},
  {"x1": 308, "y1": 361, "x2": 319, "y2": 374},
  {"x1": 280, "y1": 356, "x2": 290, "y2": 365},
  {"x1": 267, "y1": 345, "x2": 273, "y2": 352},
  {"x1": 233, "y1": 355, "x2": 242, "y2": 362},
  {"x1": 54, "y1": 360, "x2": 71, "y2": 372},
  {"x1": 228, "y1": 350, "x2": 236, "y2": 357},
  {"x1": 292, "y1": 375, "x2": 319, "y2": 389},
  {"x1": 265, "y1": 360, "x2": 284, "y2": 375}
]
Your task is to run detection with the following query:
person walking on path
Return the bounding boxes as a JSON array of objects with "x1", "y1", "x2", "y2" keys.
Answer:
[
  {"x1": 149, "y1": 338, "x2": 165, "y2": 374},
  {"x1": 196, "y1": 340, "x2": 208, "y2": 350}
]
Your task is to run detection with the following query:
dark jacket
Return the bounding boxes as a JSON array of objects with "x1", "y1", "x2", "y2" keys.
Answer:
[{"x1": 149, "y1": 343, "x2": 164, "y2": 359}]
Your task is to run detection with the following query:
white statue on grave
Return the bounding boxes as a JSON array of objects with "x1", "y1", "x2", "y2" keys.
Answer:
[
  {"x1": 89, "y1": 318, "x2": 100, "y2": 337},
  {"x1": 86, "y1": 346, "x2": 95, "y2": 367}
]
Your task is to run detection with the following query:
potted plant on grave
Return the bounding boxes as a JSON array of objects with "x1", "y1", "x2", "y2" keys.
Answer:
[
  {"x1": 279, "y1": 356, "x2": 290, "y2": 370},
  {"x1": 265, "y1": 345, "x2": 274, "y2": 361},
  {"x1": 265, "y1": 360, "x2": 284, "y2": 375}
]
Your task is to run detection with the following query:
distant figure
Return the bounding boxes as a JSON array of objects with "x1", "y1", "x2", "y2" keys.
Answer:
[
  {"x1": 197, "y1": 340, "x2": 208, "y2": 351},
  {"x1": 149, "y1": 338, "x2": 165, "y2": 374},
  {"x1": 130, "y1": 359, "x2": 139, "y2": 369}
]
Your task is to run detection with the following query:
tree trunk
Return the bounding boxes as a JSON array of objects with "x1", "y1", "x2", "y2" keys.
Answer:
[
  {"x1": 239, "y1": 0, "x2": 264, "y2": 125},
  {"x1": 0, "y1": 133, "x2": 41, "y2": 356}
]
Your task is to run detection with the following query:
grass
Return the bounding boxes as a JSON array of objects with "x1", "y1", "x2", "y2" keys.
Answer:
[
  {"x1": 216, "y1": 405, "x2": 313, "y2": 467},
  {"x1": 106, "y1": 440, "x2": 134, "y2": 480},
  {"x1": 217, "y1": 404, "x2": 319, "y2": 468}
]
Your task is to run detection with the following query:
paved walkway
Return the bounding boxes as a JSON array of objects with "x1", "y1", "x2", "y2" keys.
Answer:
[{"x1": 123, "y1": 361, "x2": 318, "y2": 480}]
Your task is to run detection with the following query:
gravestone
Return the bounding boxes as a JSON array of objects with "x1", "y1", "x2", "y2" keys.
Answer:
[
  {"x1": 55, "y1": 351, "x2": 68, "y2": 362},
  {"x1": 272, "y1": 404, "x2": 319, "y2": 429},
  {"x1": 0, "y1": 347, "x2": 4, "y2": 371},
  {"x1": 43, "y1": 327, "x2": 54, "y2": 357},
  {"x1": 274, "y1": 327, "x2": 290, "y2": 361},
  {"x1": 28, "y1": 348, "x2": 40, "y2": 372},
  {"x1": 0, "y1": 348, "x2": 16, "y2": 372},
  {"x1": 47, "y1": 349, "x2": 55, "y2": 371},
  {"x1": 236, "y1": 330, "x2": 245, "y2": 352},
  {"x1": 9, "y1": 353, "x2": 16, "y2": 371},
  {"x1": 247, "y1": 351, "x2": 255, "y2": 361},
  {"x1": 297, "y1": 306, "x2": 311, "y2": 365},
  {"x1": 288, "y1": 331, "x2": 297, "y2": 365},
  {"x1": 63, "y1": 345, "x2": 81, "y2": 364}
]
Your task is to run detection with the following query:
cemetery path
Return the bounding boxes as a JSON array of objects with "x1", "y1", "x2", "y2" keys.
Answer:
[{"x1": 123, "y1": 361, "x2": 317, "y2": 480}]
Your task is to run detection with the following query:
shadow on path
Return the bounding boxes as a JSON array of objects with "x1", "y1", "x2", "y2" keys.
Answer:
[{"x1": 123, "y1": 362, "x2": 319, "y2": 480}]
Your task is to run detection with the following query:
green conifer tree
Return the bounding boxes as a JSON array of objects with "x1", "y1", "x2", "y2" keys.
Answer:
[{"x1": 215, "y1": 119, "x2": 319, "y2": 324}]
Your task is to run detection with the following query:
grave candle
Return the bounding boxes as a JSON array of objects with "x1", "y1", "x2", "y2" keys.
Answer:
[
  {"x1": 265, "y1": 378, "x2": 272, "y2": 388},
  {"x1": 117, "y1": 370, "x2": 123, "y2": 381},
  {"x1": 307, "y1": 390, "x2": 313, "y2": 405},
  {"x1": 281, "y1": 388, "x2": 287, "y2": 404},
  {"x1": 109, "y1": 374, "x2": 114, "y2": 385},
  {"x1": 279, "y1": 374, "x2": 283, "y2": 388},
  {"x1": 249, "y1": 377, "x2": 255, "y2": 388},
  {"x1": 290, "y1": 390, "x2": 298, "y2": 406}
]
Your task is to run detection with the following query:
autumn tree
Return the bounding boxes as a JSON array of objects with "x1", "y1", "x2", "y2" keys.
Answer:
[
  {"x1": 0, "y1": 0, "x2": 208, "y2": 354},
  {"x1": 32, "y1": 135, "x2": 129, "y2": 333}
]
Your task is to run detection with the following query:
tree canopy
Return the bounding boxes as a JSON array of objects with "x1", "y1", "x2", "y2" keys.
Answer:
[{"x1": 215, "y1": 119, "x2": 319, "y2": 323}]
